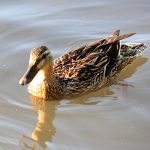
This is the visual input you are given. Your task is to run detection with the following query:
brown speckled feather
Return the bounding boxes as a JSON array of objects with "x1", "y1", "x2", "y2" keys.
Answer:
[
  {"x1": 54, "y1": 31, "x2": 135, "y2": 80},
  {"x1": 55, "y1": 52, "x2": 109, "y2": 80},
  {"x1": 21, "y1": 30, "x2": 147, "y2": 100}
]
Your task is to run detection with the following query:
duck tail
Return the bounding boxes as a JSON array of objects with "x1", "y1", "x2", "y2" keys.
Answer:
[{"x1": 121, "y1": 43, "x2": 147, "y2": 57}]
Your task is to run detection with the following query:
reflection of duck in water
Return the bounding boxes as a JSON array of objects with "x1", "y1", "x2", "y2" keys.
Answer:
[
  {"x1": 19, "y1": 54, "x2": 148, "y2": 149},
  {"x1": 19, "y1": 30, "x2": 147, "y2": 100},
  {"x1": 20, "y1": 95, "x2": 60, "y2": 149}
]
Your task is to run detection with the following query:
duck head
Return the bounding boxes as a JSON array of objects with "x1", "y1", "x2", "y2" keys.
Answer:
[{"x1": 19, "y1": 45, "x2": 52, "y2": 85}]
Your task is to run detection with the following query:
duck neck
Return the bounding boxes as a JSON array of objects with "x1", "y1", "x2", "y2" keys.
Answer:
[
  {"x1": 39, "y1": 60, "x2": 55, "y2": 82},
  {"x1": 28, "y1": 60, "x2": 63, "y2": 100}
]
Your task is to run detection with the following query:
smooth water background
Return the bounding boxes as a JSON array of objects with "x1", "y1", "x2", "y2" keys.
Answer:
[{"x1": 0, "y1": 0, "x2": 150, "y2": 149}]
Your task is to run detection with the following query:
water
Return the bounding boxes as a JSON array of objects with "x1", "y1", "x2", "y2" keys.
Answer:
[{"x1": 0, "y1": 0, "x2": 150, "y2": 149}]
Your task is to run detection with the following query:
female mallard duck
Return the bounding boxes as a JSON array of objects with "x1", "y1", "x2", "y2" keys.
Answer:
[{"x1": 19, "y1": 30, "x2": 147, "y2": 100}]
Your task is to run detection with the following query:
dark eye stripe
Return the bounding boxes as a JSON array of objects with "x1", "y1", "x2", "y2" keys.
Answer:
[{"x1": 35, "y1": 52, "x2": 50, "y2": 66}]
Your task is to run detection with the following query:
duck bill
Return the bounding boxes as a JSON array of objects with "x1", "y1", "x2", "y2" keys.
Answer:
[{"x1": 19, "y1": 65, "x2": 39, "y2": 85}]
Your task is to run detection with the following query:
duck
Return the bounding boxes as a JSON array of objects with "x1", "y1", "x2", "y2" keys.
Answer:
[{"x1": 19, "y1": 30, "x2": 147, "y2": 100}]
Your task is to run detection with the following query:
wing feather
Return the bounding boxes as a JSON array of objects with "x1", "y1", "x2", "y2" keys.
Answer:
[{"x1": 54, "y1": 30, "x2": 135, "y2": 79}]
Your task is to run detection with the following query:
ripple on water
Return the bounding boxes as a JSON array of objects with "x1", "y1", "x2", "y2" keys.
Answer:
[{"x1": 0, "y1": 0, "x2": 150, "y2": 149}]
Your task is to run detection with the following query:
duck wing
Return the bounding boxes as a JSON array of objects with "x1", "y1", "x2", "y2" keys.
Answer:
[
  {"x1": 55, "y1": 52, "x2": 109, "y2": 80},
  {"x1": 54, "y1": 30, "x2": 135, "y2": 79}
]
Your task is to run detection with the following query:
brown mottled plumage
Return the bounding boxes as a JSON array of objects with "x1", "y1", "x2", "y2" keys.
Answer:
[{"x1": 19, "y1": 30, "x2": 147, "y2": 100}]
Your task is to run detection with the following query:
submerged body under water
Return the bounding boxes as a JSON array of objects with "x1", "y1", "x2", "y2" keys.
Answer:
[{"x1": 0, "y1": 0, "x2": 150, "y2": 150}]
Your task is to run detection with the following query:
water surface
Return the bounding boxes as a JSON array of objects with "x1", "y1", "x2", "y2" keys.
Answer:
[{"x1": 0, "y1": 0, "x2": 150, "y2": 149}]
